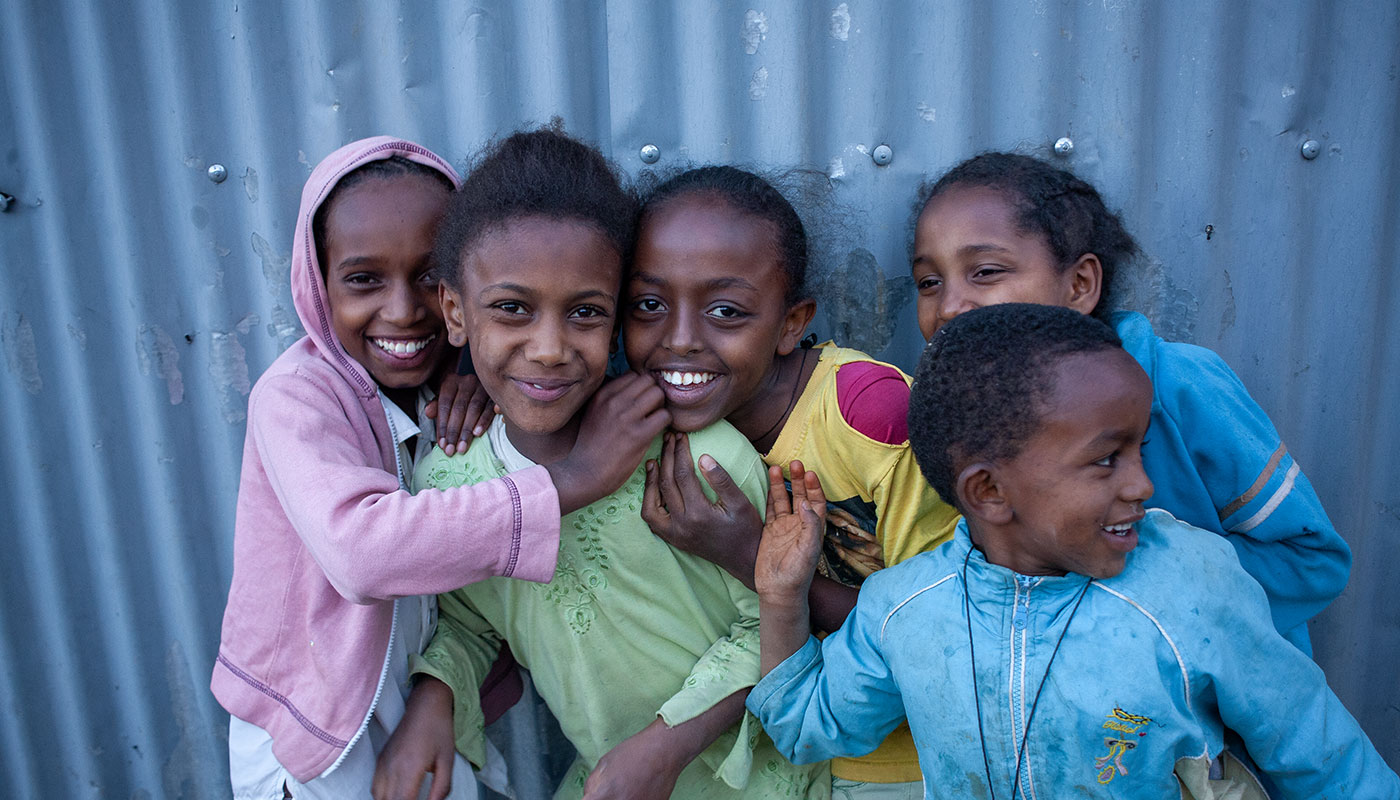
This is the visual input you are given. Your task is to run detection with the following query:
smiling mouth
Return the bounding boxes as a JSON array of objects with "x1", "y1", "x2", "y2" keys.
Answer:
[
  {"x1": 657, "y1": 370, "x2": 720, "y2": 389},
  {"x1": 1102, "y1": 522, "x2": 1135, "y2": 537},
  {"x1": 512, "y1": 378, "x2": 575, "y2": 402},
  {"x1": 371, "y1": 334, "x2": 437, "y2": 359}
]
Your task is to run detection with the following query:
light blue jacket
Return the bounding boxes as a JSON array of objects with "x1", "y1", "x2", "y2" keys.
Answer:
[
  {"x1": 748, "y1": 513, "x2": 1398, "y2": 799},
  {"x1": 1115, "y1": 311, "x2": 1350, "y2": 653}
]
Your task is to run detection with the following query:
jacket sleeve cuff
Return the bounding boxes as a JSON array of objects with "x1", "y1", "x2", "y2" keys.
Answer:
[{"x1": 495, "y1": 465, "x2": 561, "y2": 583}]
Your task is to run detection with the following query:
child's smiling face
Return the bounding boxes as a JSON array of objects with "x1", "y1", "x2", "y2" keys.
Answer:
[
  {"x1": 982, "y1": 348, "x2": 1154, "y2": 579},
  {"x1": 442, "y1": 217, "x2": 620, "y2": 456},
  {"x1": 322, "y1": 173, "x2": 450, "y2": 389},
  {"x1": 912, "y1": 184, "x2": 1101, "y2": 340},
  {"x1": 625, "y1": 196, "x2": 810, "y2": 433}
]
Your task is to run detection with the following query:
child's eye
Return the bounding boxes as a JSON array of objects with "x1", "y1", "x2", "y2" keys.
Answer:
[
  {"x1": 630, "y1": 297, "x2": 665, "y2": 315},
  {"x1": 1093, "y1": 452, "x2": 1117, "y2": 468},
  {"x1": 972, "y1": 265, "x2": 1007, "y2": 279},
  {"x1": 916, "y1": 276, "x2": 942, "y2": 292},
  {"x1": 706, "y1": 305, "x2": 745, "y2": 320},
  {"x1": 492, "y1": 301, "x2": 527, "y2": 315},
  {"x1": 570, "y1": 305, "x2": 611, "y2": 320},
  {"x1": 344, "y1": 272, "x2": 377, "y2": 286}
]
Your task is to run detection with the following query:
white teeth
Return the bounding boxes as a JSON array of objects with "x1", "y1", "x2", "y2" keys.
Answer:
[
  {"x1": 373, "y1": 335, "x2": 436, "y2": 355},
  {"x1": 1103, "y1": 523, "x2": 1133, "y2": 536},
  {"x1": 661, "y1": 370, "x2": 717, "y2": 387}
]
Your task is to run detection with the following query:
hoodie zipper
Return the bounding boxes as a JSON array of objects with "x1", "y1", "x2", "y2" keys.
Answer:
[{"x1": 326, "y1": 396, "x2": 407, "y2": 774}]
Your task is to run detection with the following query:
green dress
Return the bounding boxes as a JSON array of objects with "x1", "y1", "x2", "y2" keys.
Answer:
[{"x1": 412, "y1": 420, "x2": 830, "y2": 799}]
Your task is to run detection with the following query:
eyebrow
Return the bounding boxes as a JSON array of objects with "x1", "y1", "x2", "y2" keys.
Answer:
[
  {"x1": 912, "y1": 242, "x2": 1013, "y2": 265},
  {"x1": 630, "y1": 272, "x2": 759, "y2": 292},
  {"x1": 481, "y1": 282, "x2": 616, "y2": 303}
]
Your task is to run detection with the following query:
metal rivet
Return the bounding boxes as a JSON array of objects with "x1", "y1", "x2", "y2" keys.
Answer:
[
  {"x1": 639, "y1": 144, "x2": 660, "y2": 164},
  {"x1": 0, "y1": 192, "x2": 13, "y2": 213},
  {"x1": 1300, "y1": 140, "x2": 1320, "y2": 160},
  {"x1": 1054, "y1": 137, "x2": 1074, "y2": 156},
  {"x1": 872, "y1": 144, "x2": 893, "y2": 166},
  {"x1": 207, "y1": 164, "x2": 228, "y2": 183}
]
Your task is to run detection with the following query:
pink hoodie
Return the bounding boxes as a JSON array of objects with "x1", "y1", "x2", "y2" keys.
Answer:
[{"x1": 211, "y1": 137, "x2": 561, "y2": 781}]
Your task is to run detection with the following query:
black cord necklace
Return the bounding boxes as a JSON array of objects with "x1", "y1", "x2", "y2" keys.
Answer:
[
  {"x1": 752, "y1": 347, "x2": 811, "y2": 447},
  {"x1": 962, "y1": 546, "x2": 1093, "y2": 799}
]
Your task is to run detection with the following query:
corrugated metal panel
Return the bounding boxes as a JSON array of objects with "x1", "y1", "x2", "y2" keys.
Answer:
[{"x1": 1, "y1": 0, "x2": 1396, "y2": 794}]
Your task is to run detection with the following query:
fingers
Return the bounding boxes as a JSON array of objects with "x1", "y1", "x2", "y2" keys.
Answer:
[
  {"x1": 787, "y1": 460, "x2": 808, "y2": 509},
  {"x1": 658, "y1": 433, "x2": 686, "y2": 516},
  {"x1": 765, "y1": 465, "x2": 789, "y2": 523},
  {"x1": 640, "y1": 459, "x2": 671, "y2": 532},
  {"x1": 801, "y1": 467, "x2": 827, "y2": 510},
  {"x1": 698, "y1": 453, "x2": 747, "y2": 511},
  {"x1": 427, "y1": 754, "x2": 454, "y2": 800}
]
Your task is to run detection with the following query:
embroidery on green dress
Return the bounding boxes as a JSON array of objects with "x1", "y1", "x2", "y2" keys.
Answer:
[
  {"x1": 421, "y1": 453, "x2": 495, "y2": 491},
  {"x1": 533, "y1": 470, "x2": 646, "y2": 634}
]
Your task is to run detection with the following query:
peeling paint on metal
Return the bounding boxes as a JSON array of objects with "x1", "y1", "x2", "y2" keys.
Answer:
[
  {"x1": 2, "y1": 312, "x2": 43, "y2": 395},
  {"x1": 830, "y1": 4, "x2": 851, "y2": 41},
  {"x1": 267, "y1": 304, "x2": 304, "y2": 350},
  {"x1": 742, "y1": 10, "x2": 769, "y2": 55},
  {"x1": 251, "y1": 232, "x2": 290, "y2": 297},
  {"x1": 242, "y1": 167, "x2": 259, "y2": 203},
  {"x1": 136, "y1": 324, "x2": 185, "y2": 405},
  {"x1": 67, "y1": 323, "x2": 87, "y2": 351},
  {"x1": 1219, "y1": 268, "x2": 1237, "y2": 338},
  {"x1": 916, "y1": 102, "x2": 937, "y2": 123},
  {"x1": 749, "y1": 66, "x2": 769, "y2": 100},
  {"x1": 811, "y1": 249, "x2": 912, "y2": 355},
  {"x1": 1282, "y1": 84, "x2": 1297, "y2": 98},
  {"x1": 209, "y1": 324, "x2": 252, "y2": 423},
  {"x1": 828, "y1": 156, "x2": 846, "y2": 179}
]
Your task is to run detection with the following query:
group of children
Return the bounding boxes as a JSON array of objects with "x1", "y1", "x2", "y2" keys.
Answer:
[{"x1": 212, "y1": 126, "x2": 1397, "y2": 799}]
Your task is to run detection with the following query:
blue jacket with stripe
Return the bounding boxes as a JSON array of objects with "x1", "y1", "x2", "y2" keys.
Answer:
[{"x1": 1114, "y1": 311, "x2": 1350, "y2": 652}]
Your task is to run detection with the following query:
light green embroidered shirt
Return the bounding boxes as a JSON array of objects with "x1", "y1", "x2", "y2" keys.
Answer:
[{"x1": 411, "y1": 420, "x2": 829, "y2": 800}]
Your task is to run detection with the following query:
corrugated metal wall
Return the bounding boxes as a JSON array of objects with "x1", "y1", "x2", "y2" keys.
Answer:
[{"x1": 2, "y1": 0, "x2": 1396, "y2": 795}]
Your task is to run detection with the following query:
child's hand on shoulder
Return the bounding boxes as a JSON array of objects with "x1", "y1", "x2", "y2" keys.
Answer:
[
  {"x1": 755, "y1": 461, "x2": 826, "y2": 604},
  {"x1": 642, "y1": 431, "x2": 763, "y2": 588},
  {"x1": 549, "y1": 373, "x2": 671, "y2": 514},
  {"x1": 426, "y1": 373, "x2": 496, "y2": 456},
  {"x1": 372, "y1": 676, "x2": 458, "y2": 800}
]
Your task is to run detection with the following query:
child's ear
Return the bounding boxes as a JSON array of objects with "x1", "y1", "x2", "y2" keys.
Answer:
[
  {"x1": 775, "y1": 298, "x2": 817, "y2": 356},
  {"x1": 957, "y1": 462, "x2": 1013, "y2": 526},
  {"x1": 1065, "y1": 253, "x2": 1103, "y2": 316},
  {"x1": 439, "y1": 282, "x2": 469, "y2": 348}
]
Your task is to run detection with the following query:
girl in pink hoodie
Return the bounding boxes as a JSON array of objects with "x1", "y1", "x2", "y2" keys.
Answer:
[{"x1": 212, "y1": 137, "x2": 669, "y2": 799}]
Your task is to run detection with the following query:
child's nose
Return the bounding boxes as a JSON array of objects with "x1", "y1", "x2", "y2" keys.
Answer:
[
  {"x1": 662, "y1": 313, "x2": 701, "y2": 355},
  {"x1": 526, "y1": 317, "x2": 568, "y2": 364},
  {"x1": 938, "y1": 288, "x2": 977, "y2": 327},
  {"x1": 1123, "y1": 462, "x2": 1154, "y2": 505},
  {"x1": 383, "y1": 283, "x2": 427, "y2": 325}
]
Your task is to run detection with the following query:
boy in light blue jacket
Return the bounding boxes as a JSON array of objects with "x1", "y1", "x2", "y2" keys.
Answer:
[{"x1": 748, "y1": 303, "x2": 1397, "y2": 799}]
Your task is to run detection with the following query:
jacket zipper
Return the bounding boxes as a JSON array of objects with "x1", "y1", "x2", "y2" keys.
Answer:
[
  {"x1": 326, "y1": 396, "x2": 406, "y2": 774},
  {"x1": 1010, "y1": 574, "x2": 1037, "y2": 799}
]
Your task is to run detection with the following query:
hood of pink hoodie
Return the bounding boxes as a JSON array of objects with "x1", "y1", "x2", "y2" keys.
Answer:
[{"x1": 290, "y1": 137, "x2": 462, "y2": 399}]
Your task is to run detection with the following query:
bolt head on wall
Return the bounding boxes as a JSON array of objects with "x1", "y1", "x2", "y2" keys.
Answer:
[
  {"x1": 1301, "y1": 140, "x2": 1320, "y2": 160},
  {"x1": 639, "y1": 144, "x2": 660, "y2": 164},
  {"x1": 207, "y1": 164, "x2": 228, "y2": 183},
  {"x1": 871, "y1": 144, "x2": 893, "y2": 166},
  {"x1": 1054, "y1": 137, "x2": 1074, "y2": 156}
]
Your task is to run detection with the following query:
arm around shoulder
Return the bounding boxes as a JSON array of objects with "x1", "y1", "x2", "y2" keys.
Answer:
[{"x1": 249, "y1": 371, "x2": 560, "y2": 602}]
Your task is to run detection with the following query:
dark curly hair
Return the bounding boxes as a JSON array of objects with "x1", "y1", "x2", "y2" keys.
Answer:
[
  {"x1": 908, "y1": 303, "x2": 1123, "y2": 511},
  {"x1": 912, "y1": 152, "x2": 1140, "y2": 321},
  {"x1": 639, "y1": 166, "x2": 810, "y2": 305},
  {"x1": 435, "y1": 124, "x2": 637, "y2": 291},
  {"x1": 313, "y1": 155, "x2": 454, "y2": 275}
]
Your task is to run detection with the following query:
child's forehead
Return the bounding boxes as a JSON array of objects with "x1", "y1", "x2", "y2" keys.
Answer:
[{"x1": 1034, "y1": 350, "x2": 1151, "y2": 433}]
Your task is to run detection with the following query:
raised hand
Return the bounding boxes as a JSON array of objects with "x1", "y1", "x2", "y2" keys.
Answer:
[
  {"x1": 548, "y1": 373, "x2": 671, "y2": 515},
  {"x1": 755, "y1": 461, "x2": 827, "y2": 602},
  {"x1": 641, "y1": 432, "x2": 763, "y2": 588}
]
